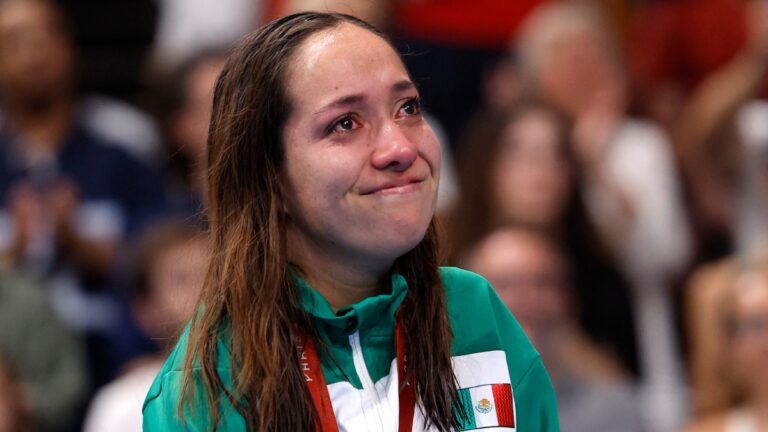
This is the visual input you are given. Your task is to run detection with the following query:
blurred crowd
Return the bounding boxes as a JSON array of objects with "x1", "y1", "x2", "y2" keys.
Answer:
[{"x1": 0, "y1": 0, "x2": 766, "y2": 431}]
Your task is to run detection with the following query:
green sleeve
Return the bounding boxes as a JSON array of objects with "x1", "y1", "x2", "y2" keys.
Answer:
[
  {"x1": 142, "y1": 326, "x2": 246, "y2": 431},
  {"x1": 143, "y1": 370, "x2": 247, "y2": 431},
  {"x1": 143, "y1": 370, "x2": 196, "y2": 432},
  {"x1": 513, "y1": 358, "x2": 560, "y2": 432}
]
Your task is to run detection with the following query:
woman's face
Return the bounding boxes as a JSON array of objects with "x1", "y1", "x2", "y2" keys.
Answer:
[
  {"x1": 492, "y1": 110, "x2": 571, "y2": 229},
  {"x1": 280, "y1": 24, "x2": 440, "y2": 274}
]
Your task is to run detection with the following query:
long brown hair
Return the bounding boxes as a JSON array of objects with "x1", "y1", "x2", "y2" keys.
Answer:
[{"x1": 181, "y1": 12, "x2": 462, "y2": 431}]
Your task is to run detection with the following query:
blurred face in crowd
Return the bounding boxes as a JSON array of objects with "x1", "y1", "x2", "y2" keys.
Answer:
[
  {"x1": 465, "y1": 228, "x2": 569, "y2": 345},
  {"x1": 493, "y1": 109, "x2": 571, "y2": 230},
  {"x1": 171, "y1": 57, "x2": 226, "y2": 164},
  {"x1": 138, "y1": 237, "x2": 208, "y2": 341},
  {"x1": 728, "y1": 271, "x2": 768, "y2": 397},
  {"x1": 531, "y1": 19, "x2": 624, "y2": 118},
  {"x1": 0, "y1": 0, "x2": 73, "y2": 107},
  {"x1": 281, "y1": 23, "x2": 440, "y2": 275}
]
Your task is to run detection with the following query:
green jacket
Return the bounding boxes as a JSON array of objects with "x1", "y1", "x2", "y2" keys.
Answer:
[{"x1": 143, "y1": 267, "x2": 559, "y2": 431}]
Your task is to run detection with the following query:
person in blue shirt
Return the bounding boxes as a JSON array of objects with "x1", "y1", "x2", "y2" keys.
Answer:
[{"x1": 0, "y1": 0, "x2": 166, "y2": 391}]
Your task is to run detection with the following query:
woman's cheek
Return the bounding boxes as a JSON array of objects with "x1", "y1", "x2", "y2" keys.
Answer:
[
  {"x1": 323, "y1": 147, "x2": 370, "y2": 180},
  {"x1": 416, "y1": 127, "x2": 441, "y2": 170}
]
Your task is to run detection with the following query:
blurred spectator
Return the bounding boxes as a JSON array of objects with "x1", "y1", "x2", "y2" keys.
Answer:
[
  {"x1": 518, "y1": 1, "x2": 691, "y2": 279},
  {"x1": 150, "y1": 0, "x2": 258, "y2": 74},
  {"x1": 0, "y1": 271, "x2": 87, "y2": 432},
  {"x1": 155, "y1": 49, "x2": 227, "y2": 219},
  {"x1": 0, "y1": 0, "x2": 164, "y2": 167},
  {"x1": 686, "y1": 262, "x2": 768, "y2": 432},
  {"x1": 83, "y1": 221, "x2": 207, "y2": 432},
  {"x1": 0, "y1": 354, "x2": 34, "y2": 432},
  {"x1": 0, "y1": 0, "x2": 166, "y2": 388},
  {"x1": 446, "y1": 100, "x2": 638, "y2": 376},
  {"x1": 517, "y1": 4, "x2": 692, "y2": 429},
  {"x1": 464, "y1": 226, "x2": 643, "y2": 432},
  {"x1": 0, "y1": 0, "x2": 166, "y2": 274}
]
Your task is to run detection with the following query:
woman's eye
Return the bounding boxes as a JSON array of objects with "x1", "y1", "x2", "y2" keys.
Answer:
[
  {"x1": 399, "y1": 98, "x2": 422, "y2": 117},
  {"x1": 330, "y1": 115, "x2": 359, "y2": 134}
]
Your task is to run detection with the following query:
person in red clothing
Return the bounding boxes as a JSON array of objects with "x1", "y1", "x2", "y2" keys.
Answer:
[{"x1": 628, "y1": 0, "x2": 749, "y2": 130}]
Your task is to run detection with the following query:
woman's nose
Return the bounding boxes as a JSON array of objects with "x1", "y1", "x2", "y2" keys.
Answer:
[{"x1": 370, "y1": 123, "x2": 418, "y2": 172}]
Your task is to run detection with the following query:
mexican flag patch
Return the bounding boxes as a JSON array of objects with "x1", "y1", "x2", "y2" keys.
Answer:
[{"x1": 456, "y1": 383, "x2": 516, "y2": 430}]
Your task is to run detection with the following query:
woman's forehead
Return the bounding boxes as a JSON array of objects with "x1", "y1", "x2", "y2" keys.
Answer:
[
  {"x1": 294, "y1": 23, "x2": 394, "y2": 61},
  {"x1": 285, "y1": 24, "x2": 408, "y2": 101}
]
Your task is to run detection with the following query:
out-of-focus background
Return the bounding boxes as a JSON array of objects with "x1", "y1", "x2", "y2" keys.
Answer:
[{"x1": 0, "y1": 0, "x2": 767, "y2": 431}]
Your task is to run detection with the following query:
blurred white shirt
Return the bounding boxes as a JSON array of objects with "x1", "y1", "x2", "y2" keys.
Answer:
[
  {"x1": 83, "y1": 361, "x2": 162, "y2": 432},
  {"x1": 585, "y1": 118, "x2": 692, "y2": 281},
  {"x1": 152, "y1": 0, "x2": 261, "y2": 70},
  {"x1": 583, "y1": 118, "x2": 692, "y2": 432}
]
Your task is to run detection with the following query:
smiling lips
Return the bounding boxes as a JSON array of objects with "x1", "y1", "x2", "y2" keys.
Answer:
[{"x1": 362, "y1": 176, "x2": 427, "y2": 195}]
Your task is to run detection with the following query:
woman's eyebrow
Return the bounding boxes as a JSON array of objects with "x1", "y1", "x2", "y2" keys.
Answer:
[
  {"x1": 392, "y1": 80, "x2": 415, "y2": 93},
  {"x1": 313, "y1": 80, "x2": 416, "y2": 115},
  {"x1": 314, "y1": 94, "x2": 365, "y2": 115}
]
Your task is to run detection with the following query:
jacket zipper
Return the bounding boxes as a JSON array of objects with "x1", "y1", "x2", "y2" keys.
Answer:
[{"x1": 349, "y1": 330, "x2": 390, "y2": 431}]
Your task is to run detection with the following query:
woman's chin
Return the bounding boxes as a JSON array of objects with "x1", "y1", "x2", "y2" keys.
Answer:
[{"x1": 374, "y1": 226, "x2": 432, "y2": 262}]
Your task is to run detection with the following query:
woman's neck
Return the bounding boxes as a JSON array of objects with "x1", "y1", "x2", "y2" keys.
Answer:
[
  {"x1": 287, "y1": 227, "x2": 389, "y2": 311},
  {"x1": 302, "y1": 266, "x2": 384, "y2": 312}
]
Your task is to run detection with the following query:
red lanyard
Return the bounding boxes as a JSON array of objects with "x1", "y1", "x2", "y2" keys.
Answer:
[{"x1": 296, "y1": 322, "x2": 416, "y2": 432}]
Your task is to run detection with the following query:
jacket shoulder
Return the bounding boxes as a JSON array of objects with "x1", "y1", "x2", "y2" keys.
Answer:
[
  {"x1": 439, "y1": 267, "x2": 539, "y2": 384},
  {"x1": 142, "y1": 325, "x2": 243, "y2": 431},
  {"x1": 440, "y1": 267, "x2": 559, "y2": 431}
]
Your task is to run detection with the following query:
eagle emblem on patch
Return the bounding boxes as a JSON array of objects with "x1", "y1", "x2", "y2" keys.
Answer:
[{"x1": 475, "y1": 398, "x2": 493, "y2": 414}]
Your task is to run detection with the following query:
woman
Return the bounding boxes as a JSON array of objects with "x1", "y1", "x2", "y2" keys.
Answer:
[
  {"x1": 447, "y1": 101, "x2": 638, "y2": 376},
  {"x1": 686, "y1": 260, "x2": 768, "y2": 432},
  {"x1": 142, "y1": 12, "x2": 558, "y2": 431}
]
